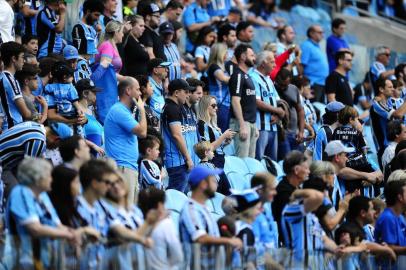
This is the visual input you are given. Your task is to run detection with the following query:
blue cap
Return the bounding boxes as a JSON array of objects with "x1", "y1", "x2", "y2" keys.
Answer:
[
  {"x1": 229, "y1": 188, "x2": 261, "y2": 212},
  {"x1": 63, "y1": 45, "x2": 79, "y2": 60},
  {"x1": 188, "y1": 165, "x2": 223, "y2": 187},
  {"x1": 326, "y1": 101, "x2": 345, "y2": 112},
  {"x1": 50, "y1": 123, "x2": 73, "y2": 139}
]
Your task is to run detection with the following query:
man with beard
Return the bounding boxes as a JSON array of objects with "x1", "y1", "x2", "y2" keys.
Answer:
[
  {"x1": 138, "y1": 1, "x2": 166, "y2": 60},
  {"x1": 229, "y1": 44, "x2": 257, "y2": 158},
  {"x1": 218, "y1": 23, "x2": 237, "y2": 61},
  {"x1": 179, "y1": 165, "x2": 243, "y2": 269},
  {"x1": 276, "y1": 25, "x2": 302, "y2": 76},
  {"x1": 98, "y1": 0, "x2": 118, "y2": 31}
]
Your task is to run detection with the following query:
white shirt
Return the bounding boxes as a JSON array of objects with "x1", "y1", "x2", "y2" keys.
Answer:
[{"x1": 0, "y1": 0, "x2": 15, "y2": 43}]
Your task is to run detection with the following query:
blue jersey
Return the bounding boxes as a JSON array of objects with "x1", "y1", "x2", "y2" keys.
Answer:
[
  {"x1": 390, "y1": 97, "x2": 406, "y2": 125},
  {"x1": 23, "y1": 0, "x2": 43, "y2": 35},
  {"x1": 300, "y1": 39, "x2": 329, "y2": 86},
  {"x1": 0, "y1": 71, "x2": 24, "y2": 130},
  {"x1": 313, "y1": 125, "x2": 333, "y2": 161},
  {"x1": 363, "y1": 224, "x2": 375, "y2": 242},
  {"x1": 74, "y1": 57, "x2": 92, "y2": 83},
  {"x1": 194, "y1": 45, "x2": 210, "y2": 65},
  {"x1": 148, "y1": 76, "x2": 165, "y2": 117},
  {"x1": 326, "y1": 35, "x2": 349, "y2": 73},
  {"x1": 182, "y1": 104, "x2": 200, "y2": 165},
  {"x1": 207, "y1": 0, "x2": 232, "y2": 17},
  {"x1": 249, "y1": 69, "x2": 279, "y2": 132},
  {"x1": 163, "y1": 43, "x2": 181, "y2": 81},
  {"x1": 36, "y1": 6, "x2": 64, "y2": 58},
  {"x1": 375, "y1": 208, "x2": 406, "y2": 246},
  {"x1": 207, "y1": 64, "x2": 230, "y2": 107},
  {"x1": 281, "y1": 201, "x2": 325, "y2": 251},
  {"x1": 252, "y1": 202, "x2": 279, "y2": 249},
  {"x1": 44, "y1": 83, "x2": 79, "y2": 117},
  {"x1": 72, "y1": 21, "x2": 98, "y2": 55},
  {"x1": 182, "y1": 2, "x2": 210, "y2": 53},
  {"x1": 139, "y1": 159, "x2": 162, "y2": 190},
  {"x1": 370, "y1": 61, "x2": 396, "y2": 83},
  {"x1": 0, "y1": 121, "x2": 46, "y2": 170},
  {"x1": 370, "y1": 98, "x2": 394, "y2": 151}
]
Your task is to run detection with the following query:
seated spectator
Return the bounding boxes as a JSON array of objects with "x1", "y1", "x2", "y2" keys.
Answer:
[
  {"x1": 217, "y1": 24, "x2": 237, "y2": 62},
  {"x1": 161, "y1": 0, "x2": 184, "y2": 23},
  {"x1": 59, "y1": 135, "x2": 91, "y2": 171},
  {"x1": 247, "y1": 0, "x2": 283, "y2": 29},
  {"x1": 382, "y1": 120, "x2": 406, "y2": 169},
  {"x1": 364, "y1": 198, "x2": 386, "y2": 242},
  {"x1": 236, "y1": 21, "x2": 255, "y2": 45},
  {"x1": 194, "y1": 26, "x2": 216, "y2": 74},
  {"x1": 135, "y1": 74, "x2": 160, "y2": 132},
  {"x1": 326, "y1": 18, "x2": 350, "y2": 73},
  {"x1": 160, "y1": 21, "x2": 181, "y2": 81},
  {"x1": 21, "y1": 34, "x2": 38, "y2": 56},
  {"x1": 193, "y1": 141, "x2": 221, "y2": 184},
  {"x1": 139, "y1": 135, "x2": 163, "y2": 190},
  {"x1": 369, "y1": 46, "x2": 396, "y2": 92}
]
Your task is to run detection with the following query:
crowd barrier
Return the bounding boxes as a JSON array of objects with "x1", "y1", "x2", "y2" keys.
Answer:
[{"x1": 1, "y1": 234, "x2": 405, "y2": 270}]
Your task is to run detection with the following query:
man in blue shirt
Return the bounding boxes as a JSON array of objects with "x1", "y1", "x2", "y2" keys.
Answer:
[
  {"x1": 179, "y1": 166, "x2": 242, "y2": 269},
  {"x1": 161, "y1": 79, "x2": 196, "y2": 193},
  {"x1": 36, "y1": 0, "x2": 66, "y2": 58},
  {"x1": 148, "y1": 58, "x2": 171, "y2": 118},
  {"x1": 207, "y1": 0, "x2": 232, "y2": 17},
  {"x1": 0, "y1": 42, "x2": 32, "y2": 131},
  {"x1": 160, "y1": 22, "x2": 181, "y2": 81},
  {"x1": 326, "y1": 18, "x2": 350, "y2": 73},
  {"x1": 104, "y1": 77, "x2": 147, "y2": 204},
  {"x1": 301, "y1": 25, "x2": 329, "y2": 103}
]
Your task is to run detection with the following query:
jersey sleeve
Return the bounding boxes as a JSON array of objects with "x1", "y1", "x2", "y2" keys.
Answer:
[
  {"x1": 370, "y1": 62, "x2": 386, "y2": 78},
  {"x1": 41, "y1": 8, "x2": 57, "y2": 29},
  {"x1": 372, "y1": 100, "x2": 395, "y2": 120},
  {"x1": 9, "y1": 187, "x2": 40, "y2": 226},
  {"x1": 182, "y1": 6, "x2": 197, "y2": 28},
  {"x1": 194, "y1": 46, "x2": 205, "y2": 58},
  {"x1": 180, "y1": 202, "x2": 208, "y2": 241}
]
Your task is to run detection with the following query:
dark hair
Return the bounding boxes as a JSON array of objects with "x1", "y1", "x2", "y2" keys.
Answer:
[
  {"x1": 323, "y1": 110, "x2": 339, "y2": 125},
  {"x1": 391, "y1": 150, "x2": 406, "y2": 172},
  {"x1": 49, "y1": 166, "x2": 86, "y2": 227},
  {"x1": 218, "y1": 24, "x2": 236, "y2": 42},
  {"x1": 385, "y1": 180, "x2": 406, "y2": 206},
  {"x1": 376, "y1": 77, "x2": 389, "y2": 95},
  {"x1": 332, "y1": 18, "x2": 346, "y2": 30},
  {"x1": 234, "y1": 43, "x2": 252, "y2": 62},
  {"x1": 275, "y1": 68, "x2": 293, "y2": 83},
  {"x1": 196, "y1": 26, "x2": 215, "y2": 46},
  {"x1": 217, "y1": 216, "x2": 236, "y2": 237},
  {"x1": 335, "y1": 50, "x2": 351, "y2": 65},
  {"x1": 337, "y1": 106, "x2": 358, "y2": 125},
  {"x1": 306, "y1": 25, "x2": 316, "y2": 38},
  {"x1": 139, "y1": 135, "x2": 160, "y2": 156},
  {"x1": 118, "y1": 77, "x2": 135, "y2": 97},
  {"x1": 59, "y1": 135, "x2": 83, "y2": 162},
  {"x1": 347, "y1": 195, "x2": 371, "y2": 220},
  {"x1": 15, "y1": 64, "x2": 41, "y2": 86},
  {"x1": 79, "y1": 159, "x2": 114, "y2": 190},
  {"x1": 236, "y1": 21, "x2": 251, "y2": 35},
  {"x1": 166, "y1": 0, "x2": 183, "y2": 10},
  {"x1": 186, "y1": 77, "x2": 205, "y2": 91},
  {"x1": 291, "y1": 76, "x2": 310, "y2": 89},
  {"x1": 283, "y1": 150, "x2": 307, "y2": 175},
  {"x1": 39, "y1": 57, "x2": 58, "y2": 77},
  {"x1": 134, "y1": 74, "x2": 149, "y2": 89},
  {"x1": 395, "y1": 63, "x2": 406, "y2": 80},
  {"x1": 22, "y1": 34, "x2": 38, "y2": 45},
  {"x1": 276, "y1": 25, "x2": 290, "y2": 40},
  {"x1": 83, "y1": 0, "x2": 105, "y2": 14},
  {"x1": 0, "y1": 42, "x2": 25, "y2": 67},
  {"x1": 138, "y1": 187, "x2": 166, "y2": 216},
  {"x1": 387, "y1": 120, "x2": 404, "y2": 142}
]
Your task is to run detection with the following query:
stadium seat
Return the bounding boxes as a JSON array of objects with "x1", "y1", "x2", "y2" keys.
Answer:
[
  {"x1": 223, "y1": 143, "x2": 236, "y2": 156},
  {"x1": 227, "y1": 171, "x2": 250, "y2": 191},
  {"x1": 224, "y1": 156, "x2": 249, "y2": 176},
  {"x1": 312, "y1": 102, "x2": 326, "y2": 117},
  {"x1": 165, "y1": 189, "x2": 188, "y2": 214},
  {"x1": 206, "y1": 192, "x2": 225, "y2": 221},
  {"x1": 243, "y1": 157, "x2": 267, "y2": 174}
]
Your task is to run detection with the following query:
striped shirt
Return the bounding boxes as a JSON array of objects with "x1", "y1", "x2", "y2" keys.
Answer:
[
  {"x1": 370, "y1": 98, "x2": 394, "y2": 151},
  {"x1": 0, "y1": 121, "x2": 46, "y2": 170},
  {"x1": 163, "y1": 43, "x2": 181, "y2": 81},
  {"x1": 313, "y1": 125, "x2": 333, "y2": 161},
  {"x1": 0, "y1": 71, "x2": 24, "y2": 130}
]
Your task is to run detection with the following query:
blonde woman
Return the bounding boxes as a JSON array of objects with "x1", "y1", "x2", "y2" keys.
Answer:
[
  {"x1": 207, "y1": 42, "x2": 231, "y2": 132},
  {"x1": 92, "y1": 20, "x2": 124, "y2": 123}
]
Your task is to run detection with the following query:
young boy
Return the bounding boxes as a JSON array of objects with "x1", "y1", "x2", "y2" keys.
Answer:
[
  {"x1": 15, "y1": 63, "x2": 48, "y2": 123},
  {"x1": 139, "y1": 135, "x2": 163, "y2": 190},
  {"x1": 193, "y1": 141, "x2": 219, "y2": 182},
  {"x1": 22, "y1": 34, "x2": 38, "y2": 56},
  {"x1": 391, "y1": 80, "x2": 406, "y2": 125},
  {"x1": 44, "y1": 61, "x2": 86, "y2": 135}
]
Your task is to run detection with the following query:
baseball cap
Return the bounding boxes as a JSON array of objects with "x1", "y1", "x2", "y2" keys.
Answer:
[
  {"x1": 325, "y1": 101, "x2": 345, "y2": 113},
  {"x1": 50, "y1": 122, "x2": 73, "y2": 139},
  {"x1": 188, "y1": 165, "x2": 223, "y2": 187},
  {"x1": 75, "y1": 79, "x2": 102, "y2": 94},
  {"x1": 325, "y1": 140, "x2": 355, "y2": 157},
  {"x1": 168, "y1": 79, "x2": 195, "y2": 94},
  {"x1": 138, "y1": 2, "x2": 160, "y2": 16},
  {"x1": 147, "y1": 58, "x2": 171, "y2": 73},
  {"x1": 229, "y1": 189, "x2": 261, "y2": 212},
  {"x1": 159, "y1": 21, "x2": 174, "y2": 34},
  {"x1": 63, "y1": 45, "x2": 79, "y2": 60}
]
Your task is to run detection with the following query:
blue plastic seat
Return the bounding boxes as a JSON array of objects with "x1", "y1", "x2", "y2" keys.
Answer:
[
  {"x1": 227, "y1": 172, "x2": 250, "y2": 191},
  {"x1": 312, "y1": 102, "x2": 326, "y2": 117},
  {"x1": 224, "y1": 156, "x2": 249, "y2": 176},
  {"x1": 206, "y1": 192, "x2": 226, "y2": 221},
  {"x1": 223, "y1": 143, "x2": 235, "y2": 156},
  {"x1": 243, "y1": 157, "x2": 267, "y2": 174},
  {"x1": 165, "y1": 189, "x2": 188, "y2": 214}
]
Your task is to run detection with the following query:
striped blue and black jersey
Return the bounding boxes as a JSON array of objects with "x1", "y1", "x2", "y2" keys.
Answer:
[
  {"x1": 23, "y1": 0, "x2": 42, "y2": 35},
  {"x1": 74, "y1": 57, "x2": 92, "y2": 83},
  {"x1": 370, "y1": 98, "x2": 394, "y2": 151},
  {"x1": 36, "y1": 6, "x2": 63, "y2": 58},
  {"x1": 0, "y1": 71, "x2": 24, "y2": 130},
  {"x1": 0, "y1": 121, "x2": 46, "y2": 170},
  {"x1": 182, "y1": 104, "x2": 200, "y2": 165},
  {"x1": 313, "y1": 125, "x2": 333, "y2": 161},
  {"x1": 72, "y1": 21, "x2": 98, "y2": 56},
  {"x1": 163, "y1": 43, "x2": 181, "y2": 81}
]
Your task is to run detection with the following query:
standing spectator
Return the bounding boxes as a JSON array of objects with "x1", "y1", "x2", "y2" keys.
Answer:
[
  {"x1": 59, "y1": 135, "x2": 91, "y2": 171},
  {"x1": 138, "y1": 1, "x2": 166, "y2": 60},
  {"x1": 21, "y1": 0, "x2": 42, "y2": 35},
  {"x1": 182, "y1": 0, "x2": 220, "y2": 54},
  {"x1": 326, "y1": 18, "x2": 350, "y2": 73},
  {"x1": 179, "y1": 166, "x2": 242, "y2": 269},
  {"x1": 194, "y1": 26, "x2": 217, "y2": 74},
  {"x1": 161, "y1": 79, "x2": 196, "y2": 192},
  {"x1": 161, "y1": 0, "x2": 183, "y2": 23},
  {"x1": 370, "y1": 46, "x2": 396, "y2": 91},
  {"x1": 276, "y1": 25, "x2": 302, "y2": 76},
  {"x1": 218, "y1": 24, "x2": 237, "y2": 61},
  {"x1": 301, "y1": 25, "x2": 329, "y2": 103},
  {"x1": 236, "y1": 21, "x2": 255, "y2": 45},
  {"x1": 229, "y1": 44, "x2": 257, "y2": 158},
  {"x1": 353, "y1": 72, "x2": 373, "y2": 110},
  {"x1": 22, "y1": 35, "x2": 39, "y2": 56},
  {"x1": 98, "y1": 0, "x2": 118, "y2": 30},
  {"x1": 135, "y1": 74, "x2": 160, "y2": 131},
  {"x1": 0, "y1": 42, "x2": 32, "y2": 130},
  {"x1": 325, "y1": 50, "x2": 354, "y2": 106},
  {"x1": 207, "y1": 43, "x2": 231, "y2": 132},
  {"x1": 382, "y1": 120, "x2": 406, "y2": 169},
  {"x1": 207, "y1": 0, "x2": 232, "y2": 17},
  {"x1": 123, "y1": 15, "x2": 149, "y2": 77},
  {"x1": 104, "y1": 77, "x2": 147, "y2": 204},
  {"x1": 36, "y1": 0, "x2": 66, "y2": 58},
  {"x1": 395, "y1": 63, "x2": 406, "y2": 98},
  {"x1": 160, "y1": 21, "x2": 181, "y2": 81},
  {"x1": 148, "y1": 58, "x2": 171, "y2": 118},
  {"x1": 92, "y1": 20, "x2": 123, "y2": 124},
  {"x1": 249, "y1": 51, "x2": 285, "y2": 161},
  {"x1": 0, "y1": 0, "x2": 15, "y2": 43}
]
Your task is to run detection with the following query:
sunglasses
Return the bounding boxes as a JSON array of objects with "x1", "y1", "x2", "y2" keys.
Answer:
[{"x1": 210, "y1": 104, "x2": 218, "y2": 109}]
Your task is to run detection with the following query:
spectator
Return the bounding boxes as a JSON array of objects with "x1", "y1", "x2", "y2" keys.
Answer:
[
  {"x1": 179, "y1": 165, "x2": 242, "y2": 269},
  {"x1": 123, "y1": 15, "x2": 149, "y2": 77},
  {"x1": 236, "y1": 21, "x2": 255, "y2": 44},
  {"x1": 194, "y1": 26, "x2": 216, "y2": 73},
  {"x1": 382, "y1": 120, "x2": 406, "y2": 169},
  {"x1": 36, "y1": 0, "x2": 66, "y2": 58},
  {"x1": 313, "y1": 101, "x2": 345, "y2": 161},
  {"x1": 353, "y1": 72, "x2": 373, "y2": 111},
  {"x1": 5, "y1": 157, "x2": 75, "y2": 269},
  {"x1": 0, "y1": 42, "x2": 32, "y2": 130},
  {"x1": 193, "y1": 141, "x2": 219, "y2": 182},
  {"x1": 148, "y1": 58, "x2": 171, "y2": 118},
  {"x1": 139, "y1": 135, "x2": 163, "y2": 190},
  {"x1": 249, "y1": 51, "x2": 284, "y2": 161},
  {"x1": 325, "y1": 50, "x2": 354, "y2": 106},
  {"x1": 161, "y1": 79, "x2": 195, "y2": 192},
  {"x1": 227, "y1": 7, "x2": 242, "y2": 27},
  {"x1": 182, "y1": 0, "x2": 220, "y2": 54},
  {"x1": 326, "y1": 18, "x2": 350, "y2": 73},
  {"x1": 207, "y1": 0, "x2": 232, "y2": 17},
  {"x1": 104, "y1": 77, "x2": 147, "y2": 204},
  {"x1": 123, "y1": 0, "x2": 136, "y2": 17},
  {"x1": 395, "y1": 63, "x2": 406, "y2": 98},
  {"x1": 171, "y1": 20, "x2": 183, "y2": 46},
  {"x1": 138, "y1": 1, "x2": 166, "y2": 60},
  {"x1": 364, "y1": 198, "x2": 386, "y2": 242},
  {"x1": 98, "y1": 0, "x2": 118, "y2": 30},
  {"x1": 43, "y1": 122, "x2": 73, "y2": 166},
  {"x1": 0, "y1": 0, "x2": 16, "y2": 43},
  {"x1": 138, "y1": 187, "x2": 183, "y2": 269},
  {"x1": 59, "y1": 135, "x2": 91, "y2": 171},
  {"x1": 247, "y1": 0, "x2": 282, "y2": 29},
  {"x1": 206, "y1": 43, "x2": 231, "y2": 132},
  {"x1": 92, "y1": 20, "x2": 124, "y2": 124},
  {"x1": 161, "y1": 0, "x2": 183, "y2": 23},
  {"x1": 370, "y1": 46, "x2": 396, "y2": 91},
  {"x1": 34, "y1": 56, "x2": 57, "y2": 97},
  {"x1": 22, "y1": 34, "x2": 38, "y2": 56},
  {"x1": 160, "y1": 21, "x2": 181, "y2": 81},
  {"x1": 218, "y1": 24, "x2": 237, "y2": 61},
  {"x1": 135, "y1": 74, "x2": 160, "y2": 131},
  {"x1": 389, "y1": 80, "x2": 406, "y2": 124},
  {"x1": 301, "y1": 25, "x2": 329, "y2": 103},
  {"x1": 62, "y1": 45, "x2": 82, "y2": 83},
  {"x1": 275, "y1": 25, "x2": 302, "y2": 76}
]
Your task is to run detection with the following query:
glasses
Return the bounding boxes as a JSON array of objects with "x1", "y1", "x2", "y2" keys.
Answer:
[{"x1": 210, "y1": 104, "x2": 218, "y2": 109}]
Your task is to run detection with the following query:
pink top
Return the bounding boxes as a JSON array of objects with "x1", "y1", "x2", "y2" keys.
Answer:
[{"x1": 96, "y1": 41, "x2": 122, "y2": 72}]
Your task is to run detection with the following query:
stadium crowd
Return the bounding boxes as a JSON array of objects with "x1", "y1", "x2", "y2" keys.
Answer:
[{"x1": 0, "y1": 0, "x2": 406, "y2": 269}]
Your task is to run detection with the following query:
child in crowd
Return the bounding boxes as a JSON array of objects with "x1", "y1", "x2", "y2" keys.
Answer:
[
  {"x1": 391, "y1": 80, "x2": 406, "y2": 124},
  {"x1": 364, "y1": 198, "x2": 386, "y2": 242},
  {"x1": 15, "y1": 64, "x2": 48, "y2": 123},
  {"x1": 21, "y1": 34, "x2": 38, "y2": 56},
  {"x1": 45, "y1": 61, "x2": 86, "y2": 135},
  {"x1": 193, "y1": 141, "x2": 219, "y2": 182},
  {"x1": 139, "y1": 135, "x2": 163, "y2": 190}
]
